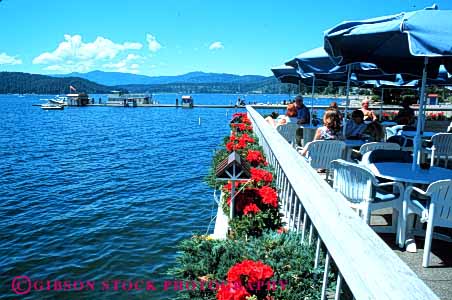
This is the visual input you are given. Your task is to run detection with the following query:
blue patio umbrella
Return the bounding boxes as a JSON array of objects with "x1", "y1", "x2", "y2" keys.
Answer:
[
  {"x1": 324, "y1": 5, "x2": 452, "y2": 170},
  {"x1": 271, "y1": 65, "x2": 347, "y2": 87},
  {"x1": 271, "y1": 65, "x2": 302, "y2": 85},
  {"x1": 286, "y1": 47, "x2": 400, "y2": 129}
]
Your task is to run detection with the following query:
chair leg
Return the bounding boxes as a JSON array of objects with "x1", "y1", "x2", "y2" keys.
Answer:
[
  {"x1": 396, "y1": 208, "x2": 404, "y2": 247},
  {"x1": 392, "y1": 208, "x2": 399, "y2": 244},
  {"x1": 399, "y1": 200, "x2": 408, "y2": 248},
  {"x1": 430, "y1": 150, "x2": 435, "y2": 167},
  {"x1": 363, "y1": 205, "x2": 371, "y2": 225},
  {"x1": 422, "y1": 223, "x2": 435, "y2": 268}
]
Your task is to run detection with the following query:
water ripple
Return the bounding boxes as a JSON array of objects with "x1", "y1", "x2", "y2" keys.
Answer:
[{"x1": 0, "y1": 95, "x2": 232, "y2": 299}]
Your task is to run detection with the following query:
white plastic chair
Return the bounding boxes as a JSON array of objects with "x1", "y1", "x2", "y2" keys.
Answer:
[
  {"x1": 402, "y1": 179, "x2": 452, "y2": 267},
  {"x1": 385, "y1": 125, "x2": 404, "y2": 141},
  {"x1": 353, "y1": 142, "x2": 401, "y2": 161},
  {"x1": 360, "y1": 149, "x2": 412, "y2": 166},
  {"x1": 276, "y1": 122, "x2": 299, "y2": 147},
  {"x1": 304, "y1": 140, "x2": 346, "y2": 179},
  {"x1": 359, "y1": 142, "x2": 401, "y2": 155},
  {"x1": 331, "y1": 159, "x2": 404, "y2": 237},
  {"x1": 425, "y1": 133, "x2": 452, "y2": 168}
]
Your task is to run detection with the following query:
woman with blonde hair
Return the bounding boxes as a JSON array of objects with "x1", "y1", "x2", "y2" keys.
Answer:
[
  {"x1": 313, "y1": 109, "x2": 342, "y2": 140},
  {"x1": 300, "y1": 110, "x2": 342, "y2": 156}
]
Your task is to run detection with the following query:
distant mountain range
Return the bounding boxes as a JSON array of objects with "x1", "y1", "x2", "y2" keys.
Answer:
[
  {"x1": 51, "y1": 70, "x2": 269, "y2": 86},
  {"x1": 0, "y1": 71, "x2": 298, "y2": 95}
]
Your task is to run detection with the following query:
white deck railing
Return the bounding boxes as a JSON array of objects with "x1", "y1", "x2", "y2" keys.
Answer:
[{"x1": 246, "y1": 106, "x2": 439, "y2": 300}]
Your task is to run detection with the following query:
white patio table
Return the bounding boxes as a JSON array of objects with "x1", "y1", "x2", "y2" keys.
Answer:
[
  {"x1": 381, "y1": 121, "x2": 397, "y2": 127},
  {"x1": 368, "y1": 162, "x2": 452, "y2": 185},
  {"x1": 367, "y1": 162, "x2": 452, "y2": 251},
  {"x1": 399, "y1": 130, "x2": 436, "y2": 139}
]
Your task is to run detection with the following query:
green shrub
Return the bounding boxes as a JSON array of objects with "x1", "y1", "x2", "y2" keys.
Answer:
[{"x1": 168, "y1": 232, "x2": 333, "y2": 300}]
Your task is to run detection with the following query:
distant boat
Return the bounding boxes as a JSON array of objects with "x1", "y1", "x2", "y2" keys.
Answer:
[
  {"x1": 181, "y1": 95, "x2": 194, "y2": 108},
  {"x1": 40, "y1": 95, "x2": 67, "y2": 106},
  {"x1": 41, "y1": 103, "x2": 64, "y2": 110},
  {"x1": 107, "y1": 91, "x2": 151, "y2": 106}
]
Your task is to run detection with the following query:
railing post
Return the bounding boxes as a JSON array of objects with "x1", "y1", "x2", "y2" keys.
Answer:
[{"x1": 321, "y1": 252, "x2": 331, "y2": 300}]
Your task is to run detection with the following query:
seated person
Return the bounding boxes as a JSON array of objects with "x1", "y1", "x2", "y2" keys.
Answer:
[
  {"x1": 265, "y1": 103, "x2": 298, "y2": 128},
  {"x1": 362, "y1": 121, "x2": 385, "y2": 142},
  {"x1": 345, "y1": 110, "x2": 367, "y2": 138},
  {"x1": 328, "y1": 101, "x2": 343, "y2": 120},
  {"x1": 394, "y1": 98, "x2": 415, "y2": 125},
  {"x1": 359, "y1": 98, "x2": 377, "y2": 122},
  {"x1": 300, "y1": 110, "x2": 342, "y2": 156},
  {"x1": 294, "y1": 95, "x2": 310, "y2": 125}
]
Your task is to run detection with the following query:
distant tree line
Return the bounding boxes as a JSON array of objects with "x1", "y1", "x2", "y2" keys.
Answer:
[
  {"x1": 2, "y1": 72, "x2": 449, "y2": 102},
  {"x1": 114, "y1": 78, "x2": 300, "y2": 94},
  {"x1": 0, "y1": 72, "x2": 118, "y2": 94}
]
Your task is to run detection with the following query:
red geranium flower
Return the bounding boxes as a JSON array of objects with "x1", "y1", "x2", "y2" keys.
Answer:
[
  {"x1": 217, "y1": 283, "x2": 250, "y2": 300},
  {"x1": 246, "y1": 150, "x2": 267, "y2": 167},
  {"x1": 227, "y1": 260, "x2": 274, "y2": 285},
  {"x1": 257, "y1": 186, "x2": 278, "y2": 207},
  {"x1": 239, "y1": 133, "x2": 255, "y2": 144},
  {"x1": 250, "y1": 168, "x2": 273, "y2": 186},
  {"x1": 222, "y1": 181, "x2": 242, "y2": 193},
  {"x1": 277, "y1": 227, "x2": 288, "y2": 234},
  {"x1": 242, "y1": 116, "x2": 251, "y2": 125},
  {"x1": 231, "y1": 123, "x2": 252, "y2": 132},
  {"x1": 232, "y1": 112, "x2": 247, "y2": 119},
  {"x1": 226, "y1": 141, "x2": 236, "y2": 152},
  {"x1": 243, "y1": 203, "x2": 261, "y2": 215}
]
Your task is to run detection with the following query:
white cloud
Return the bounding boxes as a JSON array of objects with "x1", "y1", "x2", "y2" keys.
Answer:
[
  {"x1": 126, "y1": 54, "x2": 141, "y2": 60},
  {"x1": 0, "y1": 52, "x2": 22, "y2": 65},
  {"x1": 102, "y1": 53, "x2": 142, "y2": 73},
  {"x1": 209, "y1": 41, "x2": 224, "y2": 50},
  {"x1": 32, "y1": 34, "x2": 143, "y2": 73},
  {"x1": 146, "y1": 34, "x2": 162, "y2": 52}
]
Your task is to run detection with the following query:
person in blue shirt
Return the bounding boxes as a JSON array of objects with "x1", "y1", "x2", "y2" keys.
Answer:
[
  {"x1": 345, "y1": 110, "x2": 367, "y2": 138},
  {"x1": 294, "y1": 95, "x2": 310, "y2": 125}
]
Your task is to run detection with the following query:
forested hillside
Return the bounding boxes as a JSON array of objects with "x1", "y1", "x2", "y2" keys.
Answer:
[{"x1": 0, "y1": 72, "x2": 115, "y2": 94}]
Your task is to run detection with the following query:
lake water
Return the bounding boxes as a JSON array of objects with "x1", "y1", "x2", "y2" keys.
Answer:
[{"x1": 0, "y1": 93, "x2": 333, "y2": 299}]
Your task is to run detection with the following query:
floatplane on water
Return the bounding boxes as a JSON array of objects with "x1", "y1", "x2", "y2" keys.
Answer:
[{"x1": 40, "y1": 95, "x2": 67, "y2": 110}]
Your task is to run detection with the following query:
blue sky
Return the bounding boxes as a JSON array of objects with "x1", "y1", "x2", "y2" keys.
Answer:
[{"x1": 1, "y1": 0, "x2": 452, "y2": 76}]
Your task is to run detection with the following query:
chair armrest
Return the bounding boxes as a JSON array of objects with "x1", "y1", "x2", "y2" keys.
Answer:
[
  {"x1": 376, "y1": 181, "x2": 404, "y2": 195},
  {"x1": 404, "y1": 185, "x2": 428, "y2": 201},
  {"x1": 403, "y1": 186, "x2": 430, "y2": 221}
]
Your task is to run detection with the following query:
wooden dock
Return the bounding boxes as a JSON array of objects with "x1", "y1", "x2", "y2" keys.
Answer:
[{"x1": 85, "y1": 103, "x2": 287, "y2": 109}]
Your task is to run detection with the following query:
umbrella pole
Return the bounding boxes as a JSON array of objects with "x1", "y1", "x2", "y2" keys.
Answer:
[
  {"x1": 342, "y1": 65, "x2": 352, "y2": 137},
  {"x1": 412, "y1": 57, "x2": 429, "y2": 171},
  {"x1": 310, "y1": 75, "x2": 315, "y2": 126},
  {"x1": 379, "y1": 88, "x2": 384, "y2": 121}
]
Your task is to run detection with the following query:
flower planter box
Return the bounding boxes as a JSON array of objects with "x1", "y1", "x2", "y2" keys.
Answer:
[{"x1": 424, "y1": 120, "x2": 451, "y2": 133}]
